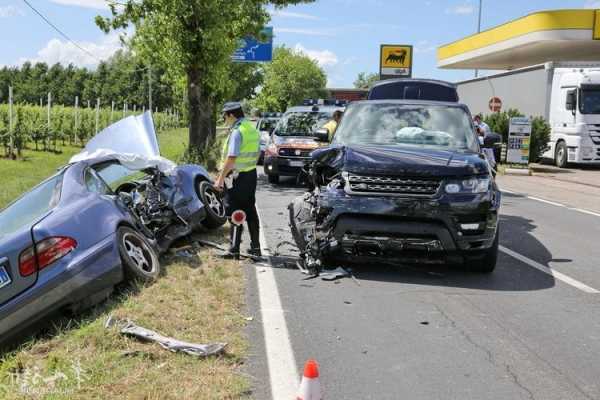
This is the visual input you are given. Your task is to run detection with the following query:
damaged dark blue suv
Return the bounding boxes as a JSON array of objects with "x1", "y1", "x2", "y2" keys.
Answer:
[{"x1": 289, "y1": 100, "x2": 501, "y2": 273}]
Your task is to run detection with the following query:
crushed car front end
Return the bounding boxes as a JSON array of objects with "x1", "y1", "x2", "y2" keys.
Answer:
[{"x1": 289, "y1": 100, "x2": 501, "y2": 273}]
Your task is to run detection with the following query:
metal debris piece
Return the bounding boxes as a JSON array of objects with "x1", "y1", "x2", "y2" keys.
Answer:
[
  {"x1": 105, "y1": 316, "x2": 226, "y2": 357},
  {"x1": 320, "y1": 267, "x2": 351, "y2": 281},
  {"x1": 273, "y1": 241, "x2": 299, "y2": 257},
  {"x1": 196, "y1": 239, "x2": 265, "y2": 262}
]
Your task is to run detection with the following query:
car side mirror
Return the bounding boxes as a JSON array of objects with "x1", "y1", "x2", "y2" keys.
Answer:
[
  {"x1": 566, "y1": 89, "x2": 576, "y2": 113},
  {"x1": 313, "y1": 128, "x2": 330, "y2": 142}
]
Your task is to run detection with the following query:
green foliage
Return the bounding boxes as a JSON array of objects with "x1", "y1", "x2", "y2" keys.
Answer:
[
  {"x1": 0, "y1": 51, "x2": 178, "y2": 113},
  {"x1": 354, "y1": 72, "x2": 379, "y2": 89},
  {"x1": 483, "y1": 109, "x2": 551, "y2": 162},
  {"x1": 252, "y1": 46, "x2": 327, "y2": 112},
  {"x1": 0, "y1": 104, "x2": 183, "y2": 158},
  {"x1": 96, "y1": 1, "x2": 315, "y2": 150}
]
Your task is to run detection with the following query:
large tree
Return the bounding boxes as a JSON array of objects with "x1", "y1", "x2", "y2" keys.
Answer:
[
  {"x1": 252, "y1": 46, "x2": 327, "y2": 112},
  {"x1": 96, "y1": 0, "x2": 313, "y2": 152}
]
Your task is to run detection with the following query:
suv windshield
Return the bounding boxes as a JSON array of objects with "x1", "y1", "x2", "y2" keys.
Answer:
[
  {"x1": 580, "y1": 85, "x2": 600, "y2": 114},
  {"x1": 333, "y1": 103, "x2": 478, "y2": 151},
  {"x1": 275, "y1": 111, "x2": 333, "y2": 137}
]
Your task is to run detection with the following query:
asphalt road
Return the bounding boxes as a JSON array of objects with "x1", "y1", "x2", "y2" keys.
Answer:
[{"x1": 246, "y1": 168, "x2": 600, "y2": 400}]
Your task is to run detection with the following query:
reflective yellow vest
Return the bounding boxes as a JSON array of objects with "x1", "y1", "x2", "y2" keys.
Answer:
[{"x1": 221, "y1": 119, "x2": 260, "y2": 172}]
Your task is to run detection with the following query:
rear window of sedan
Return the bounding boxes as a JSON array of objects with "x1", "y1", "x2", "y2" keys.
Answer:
[{"x1": 0, "y1": 173, "x2": 63, "y2": 240}]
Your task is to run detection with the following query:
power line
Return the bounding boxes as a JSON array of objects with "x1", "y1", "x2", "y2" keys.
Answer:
[{"x1": 21, "y1": 0, "x2": 101, "y2": 63}]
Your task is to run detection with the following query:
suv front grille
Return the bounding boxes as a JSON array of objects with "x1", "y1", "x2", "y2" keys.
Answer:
[
  {"x1": 278, "y1": 148, "x2": 313, "y2": 158},
  {"x1": 345, "y1": 174, "x2": 442, "y2": 197}
]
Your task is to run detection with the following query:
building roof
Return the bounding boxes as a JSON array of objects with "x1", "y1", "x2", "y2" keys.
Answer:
[{"x1": 437, "y1": 9, "x2": 600, "y2": 70}]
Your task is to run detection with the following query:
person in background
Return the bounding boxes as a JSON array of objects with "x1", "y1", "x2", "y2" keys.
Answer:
[
  {"x1": 214, "y1": 102, "x2": 262, "y2": 259},
  {"x1": 322, "y1": 110, "x2": 344, "y2": 142},
  {"x1": 473, "y1": 114, "x2": 491, "y2": 139},
  {"x1": 473, "y1": 115, "x2": 497, "y2": 170}
]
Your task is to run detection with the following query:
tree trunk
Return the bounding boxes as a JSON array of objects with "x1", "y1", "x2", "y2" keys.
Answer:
[{"x1": 187, "y1": 67, "x2": 213, "y2": 153}]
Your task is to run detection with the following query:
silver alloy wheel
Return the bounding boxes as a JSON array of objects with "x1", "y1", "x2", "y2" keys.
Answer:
[
  {"x1": 203, "y1": 185, "x2": 225, "y2": 217},
  {"x1": 122, "y1": 233, "x2": 155, "y2": 273}
]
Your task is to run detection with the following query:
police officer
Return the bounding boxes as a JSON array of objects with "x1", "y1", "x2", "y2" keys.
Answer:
[{"x1": 214, "y1": 102, "x2": 262, "y2": 259}]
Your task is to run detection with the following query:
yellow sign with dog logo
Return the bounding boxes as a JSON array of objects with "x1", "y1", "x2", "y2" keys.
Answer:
[{"x1": 380, "y1": 44, "x2": 413, "y2": 78}]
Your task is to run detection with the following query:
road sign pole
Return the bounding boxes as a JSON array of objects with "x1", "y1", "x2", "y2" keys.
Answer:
[{"x1": 8, "y1": 86, "x2": 13, "y2": 158}]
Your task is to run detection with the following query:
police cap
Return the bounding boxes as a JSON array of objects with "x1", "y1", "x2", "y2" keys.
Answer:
[{"x1": 222, "y1": 101, "x2": 243, "y2": 113}]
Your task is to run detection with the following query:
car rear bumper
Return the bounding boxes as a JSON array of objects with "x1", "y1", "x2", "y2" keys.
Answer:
[{"x1": 0, "y1": 234, "x2": 122, "y2": 343}]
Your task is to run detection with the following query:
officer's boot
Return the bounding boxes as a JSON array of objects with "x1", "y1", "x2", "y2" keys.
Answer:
[{"x1": 247, "y1": 221, "x2": 262, "y2": 257}]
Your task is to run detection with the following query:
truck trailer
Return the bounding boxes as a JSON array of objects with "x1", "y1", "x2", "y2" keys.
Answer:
[{"x1": 456, "y1": 62, "x2": 600, "y2": 167}]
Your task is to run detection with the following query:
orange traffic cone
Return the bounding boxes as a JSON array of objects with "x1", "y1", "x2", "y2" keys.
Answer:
[{"x1": 297, "y1": 359, "x2": 322, "y2": 400}]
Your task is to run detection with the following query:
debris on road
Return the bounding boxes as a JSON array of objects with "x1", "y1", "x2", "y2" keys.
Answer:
[
  {"x1": 105, "y1": 316, "x2": 227, "y2": 357},
  {"x1": 196, "y1": 239, "x2": 265, "y2": 262},
  {"x1": 320, "y1": 267, "x2": 351, "y2": 281}
]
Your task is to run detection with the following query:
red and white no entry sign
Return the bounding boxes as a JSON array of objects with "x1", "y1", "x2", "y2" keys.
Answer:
[{"x1": 489, "y1": 96, "x2": 502, "y2": 112}]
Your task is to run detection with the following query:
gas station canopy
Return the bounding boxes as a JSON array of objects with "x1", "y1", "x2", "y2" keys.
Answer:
[{"x1": 437, "y1": 9, "x2": 600, "y2": 70}]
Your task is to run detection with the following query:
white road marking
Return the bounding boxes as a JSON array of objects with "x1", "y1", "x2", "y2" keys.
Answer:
[
  {"x1": 502, "y1": 190, "x2": 600, "y2": 218},
  {"x1": 571, "y1": 208, "x2": 600, "y2": 218},
  {"x1": 500, "y1": 245, "x2": 599, "y2": 294},
  {"x1": 255, "y1": 207, "x2": 299, "y2": 399},
  {"x1": 526, "y1": 196, "x2": 565, "y2": 208}
]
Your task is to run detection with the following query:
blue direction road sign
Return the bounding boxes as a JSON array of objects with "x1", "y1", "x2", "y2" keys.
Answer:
[{"x1": 232, "y1": 27, "x2": 273, "y2": 63}]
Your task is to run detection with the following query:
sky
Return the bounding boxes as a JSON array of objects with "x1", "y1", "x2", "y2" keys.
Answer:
[{"x1": 0, "y1": 0, "x2": 599, "y2": 87}]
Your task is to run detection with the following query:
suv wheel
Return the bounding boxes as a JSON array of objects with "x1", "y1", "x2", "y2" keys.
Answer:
[
  {"x1": 555, "y1": 141, "x2": 568, "y2": 168},
  {"x1": 268, "y1": 174, "x2": 280, "y2": 184},
  {"x1": 468, "y1": 233, "x2": 499, "y2": 274}
]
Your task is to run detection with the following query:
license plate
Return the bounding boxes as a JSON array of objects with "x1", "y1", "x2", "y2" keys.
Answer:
[
  {"x1": 289, "y1": 160, "x2": 305, "y2": 167},
  {"x1": 0, "y1": 266, "x2": 11, "y2": 289}
]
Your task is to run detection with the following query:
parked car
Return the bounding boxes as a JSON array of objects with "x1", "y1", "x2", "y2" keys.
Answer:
[
  {"x1": 264, "y1": 103, "x2": 344, "y2": 184},
  {"x1": 289, "y1": 98, "x2": 501, "y2": 274},
  {"x1": 0, "y1": 113, "x2": 226, "y2": 344},
  {"x1": 256, "y1": 112, "x2": 281, "y2": 165}
]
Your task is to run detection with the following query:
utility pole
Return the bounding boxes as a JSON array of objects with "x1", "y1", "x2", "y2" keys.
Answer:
[
  {"x1": 75, "y1": 96, "x2": 79, "y2": 145},
  {"x1": 475, "y1": 0, "x2": 483, "y2": 78},
  {"x1": 148, "y1": 65, "x2": 153, "y2": 113},
  {"x1": 95, "y1": 98, "x2": 100, "y2": 134},
  {"x1": 8, "y1": 86, "x2": 13, "y2": 158}
]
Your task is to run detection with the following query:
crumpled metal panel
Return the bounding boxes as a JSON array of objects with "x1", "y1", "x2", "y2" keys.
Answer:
[
  {"x1": 105, "y1": 316, "x2": 227, "y2": 357},
  {"x1": 69, "y1": 112, "x2": 176, "y2": 173}
]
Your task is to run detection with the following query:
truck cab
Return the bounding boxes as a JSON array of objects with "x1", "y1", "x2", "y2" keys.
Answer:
[{"x1": 546, "y1": 68, "x2": 600, "y2": 167}]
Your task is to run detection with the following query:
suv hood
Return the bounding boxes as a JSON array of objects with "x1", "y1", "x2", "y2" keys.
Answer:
[{"x1": 314, "y1": 145, "x2": 489, "y2": 177}]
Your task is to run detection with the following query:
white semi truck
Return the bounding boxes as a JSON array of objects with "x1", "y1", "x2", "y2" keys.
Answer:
[{"x1": 456, "y1": 62, "x2": 600, "y2": 167}]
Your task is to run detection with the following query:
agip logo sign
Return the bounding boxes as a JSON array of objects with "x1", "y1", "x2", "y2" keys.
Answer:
[{"x1": 380, "y1": 44, "x2": 413, "y2": 79}]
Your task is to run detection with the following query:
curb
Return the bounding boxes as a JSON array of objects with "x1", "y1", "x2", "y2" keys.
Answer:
[{"x1": 504, "y1": 168, "x2": 531, "y2": 176}]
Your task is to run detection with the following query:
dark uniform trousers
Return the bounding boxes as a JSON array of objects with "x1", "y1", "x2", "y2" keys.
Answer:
[{"x1": 224, "y1": 168, "x2": 260, "y2": 252}]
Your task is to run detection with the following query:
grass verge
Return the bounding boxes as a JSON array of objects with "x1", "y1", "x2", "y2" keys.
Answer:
[{"x1": 0, "y1": 129, "x2": 250, "y2": 399}]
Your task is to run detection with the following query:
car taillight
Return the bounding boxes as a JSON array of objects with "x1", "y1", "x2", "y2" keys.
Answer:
[{"x1": 19, "y1": 236, "x2": 77, "y2": 277}]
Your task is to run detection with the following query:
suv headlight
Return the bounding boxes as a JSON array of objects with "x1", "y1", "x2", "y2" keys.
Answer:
[{"x1": 445, "y1": 176, "x2": 490, "y2": 194}]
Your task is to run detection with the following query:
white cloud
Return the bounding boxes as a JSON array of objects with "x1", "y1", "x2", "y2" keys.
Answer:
[
  {"x1": 270, "y1": 10, "x2": 320, "y2": 20},
  {"x1": 294, "y1": 44, "x2": 338, "y2": 67},
  {"x1": 20, "y1": 32, "x2": 124, "y2": 67},
  {"x1": 0, "y1": 5, "x2": 24, "y2": 17},
  {"x1": 414, "y1": 40, "x2": 436, "y2": 54},
  {"x1": 50, "y1": 0, "x2": 110, "y2": 10},
  {"x1": 275, "y1": 27, "x2": 335, "y2": 37},
  {"x1": 446, "y1": 2, "x2": 475, "y2": 14},
  {"x1": 584, "y1": 0, "x2": 600, "y2": 8}
]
